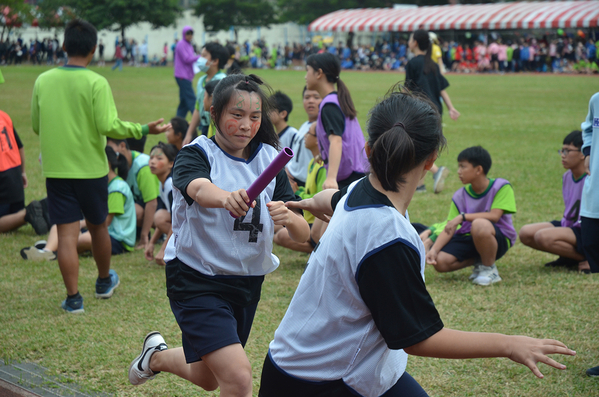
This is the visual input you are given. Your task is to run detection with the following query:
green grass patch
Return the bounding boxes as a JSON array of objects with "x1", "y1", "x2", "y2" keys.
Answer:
[{"x1": 0, "y1": 66, "x2": 598, "y2": 396}]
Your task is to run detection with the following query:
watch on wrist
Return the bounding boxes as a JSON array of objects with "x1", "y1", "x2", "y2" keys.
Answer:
[{"x1": 461, "y1": 212, "x2": 466, "y2": 222}]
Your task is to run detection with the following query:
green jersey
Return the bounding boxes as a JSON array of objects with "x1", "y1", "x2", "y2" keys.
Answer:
[{"x1": 31, "y1": 66, "x2": 149, "y2": 179}]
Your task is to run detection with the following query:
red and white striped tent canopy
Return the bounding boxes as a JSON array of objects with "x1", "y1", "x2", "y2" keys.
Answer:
[{"x1": 308, "y1": 1, "x2": 599, "y2": 32}]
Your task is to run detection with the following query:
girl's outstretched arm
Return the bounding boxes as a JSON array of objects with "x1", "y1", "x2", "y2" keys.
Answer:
[
  {"x1": 285, "y1": 189, "x2": 338, "y2": 222},
  {"x1": 404, "y1": 328, "x2": 576, "y2": 379}
]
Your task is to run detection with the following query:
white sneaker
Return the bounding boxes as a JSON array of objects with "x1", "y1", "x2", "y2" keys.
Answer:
[
  {"x1": 469, "y1": 260, "x2": 483, "y2": 280},
  {"x1": 129, "y1": 331, "x2": 168, "y2": 385},
  {"x1": 472, "y1": 264, "x2": 502, "y2": 286}
]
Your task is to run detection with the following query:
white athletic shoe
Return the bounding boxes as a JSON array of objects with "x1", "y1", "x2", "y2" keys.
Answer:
[
  {"x1": 472, "y1": 264, "x2": 502, "y2": 286},
  {"x1": 469, "y1": 260, "x2": 483, "y2": 280},
  {"x1": 128, "y1": 331, "x2": 168, "y2": 385}
]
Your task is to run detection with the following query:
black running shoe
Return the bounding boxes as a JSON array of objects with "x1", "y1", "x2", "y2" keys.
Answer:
[{"x1": 24, "y1": 200, "x2": 49, "y2": 235}]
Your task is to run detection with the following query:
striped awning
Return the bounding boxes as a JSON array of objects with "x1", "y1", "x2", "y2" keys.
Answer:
[{"x1": 308, "y1": 1, "x2": 599, "y2": 32}]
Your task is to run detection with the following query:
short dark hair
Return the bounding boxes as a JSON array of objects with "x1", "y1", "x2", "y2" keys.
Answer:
[
  {"x1": 204, "y1": 42, "x2": 229, "y2": 69},
  {"x1": 563, "y1": 130, "x2": 583, "y2": 149},
  {"x1": 170, "y1": 117, "x2": 188, "y2": 138},
  {"x1": 367, "y1": 84, "x2": 446, "y2": 192},
  {"x1": 64, "y1": 19, "x2": 97, "y2": 57},
  {"x1": 270, "y1": 91, "x2": 293, "y2": 122},
  {"x1": 106, "y1": 137, "x2": 129, "y2": 149},
  {"x1": 458, "y1": 146, "x2": 492, "y2": 175},
  {"x1": 204, "y1": 79, "x2": 220, "y2": 96}
]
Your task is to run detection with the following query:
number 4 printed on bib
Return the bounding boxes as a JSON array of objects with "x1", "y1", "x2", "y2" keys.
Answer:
[{"x1": 233, "y1": 197, "x2": 264, "y2": 243}]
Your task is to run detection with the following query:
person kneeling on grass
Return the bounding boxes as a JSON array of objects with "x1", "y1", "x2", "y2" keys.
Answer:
[
  {"x1": 426, "y1": 146, "x2": 517, "y2": 286},
  {"x1": 21, "y1": 147, "x2": 137, "y2": 271},
  {"x1": 259, "y1": 87, "x2": 574, "y2": 397},
  {"x1": 519, "y1": 130, "x2": 589, "y2": 273}
]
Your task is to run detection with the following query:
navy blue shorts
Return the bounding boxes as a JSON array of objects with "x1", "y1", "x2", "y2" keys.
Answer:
[
  {"x1": 441, "y1": 223, "x2": 509, "y2": 262},
  {"x1": 110, "y1": 236, "x2": 126, "y2": 255},
  {"x1": 169, "y1": 294, "x2": 259, "y2": 364},
  {"x1": 259, "y1": 353, "x2": 428, "y2": 397},
  {"x1": 46, "y1": 177, "x2": 108, "y2": 225},
  {"x1": 0, "y1": 200, "x2": 24, "y2": 217},
  {"x1": 550, "y1": 220, "x2": 584, "y2": 255}
]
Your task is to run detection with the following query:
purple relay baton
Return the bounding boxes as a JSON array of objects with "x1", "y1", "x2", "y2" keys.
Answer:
[{"x1": 229, "y1": 147, "x2": 294, "y2": 218}]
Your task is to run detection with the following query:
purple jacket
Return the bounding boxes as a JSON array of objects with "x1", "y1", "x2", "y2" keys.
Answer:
[{"x1": 174, "y1": 26, "x2": 199, "y2": 81}]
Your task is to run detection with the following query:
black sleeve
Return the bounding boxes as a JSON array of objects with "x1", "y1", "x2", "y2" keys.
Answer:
[
  {"x1": 13, "y1": 128, "x2": 23, "y2": 149},
  {"x1": 357, "y1": 241, "x2": 444, "y2": 350},
  {"x1": 437, "y1": 69, "x2": 449, "y2": 92},
  {"x1": 273, "y1": 168, "x2": 299, "y2": 203},
  {"x1": 172, "y1": 145, "x2": 211, "y2": 206},
  {"x1": 321, "y1": 103, "x2": 346, "y2": 137},
  {"x1": 330, "y1": 185, "x2": 350, "y2": 211}
]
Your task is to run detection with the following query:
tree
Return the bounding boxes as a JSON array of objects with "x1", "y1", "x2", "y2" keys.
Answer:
[
  {"x1": 1, "y1": 0, "x2": 33, "y2": 42},
  {"x1": 276, "y1": 0, "x2": 396, "y2": 26},
  {"x1": 194, "y1": 0, "x2": 277, "y2": 42},
  {"x1": 63, "y1": 0, "x2": 181, "y2": 42}
]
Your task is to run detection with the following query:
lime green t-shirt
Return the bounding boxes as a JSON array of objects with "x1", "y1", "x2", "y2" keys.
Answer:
[{"x1": 31, "y1": 66, "x2": 149, "y2": 179}]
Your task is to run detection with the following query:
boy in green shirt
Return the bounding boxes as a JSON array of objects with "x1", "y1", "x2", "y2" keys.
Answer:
[
  {"x1": 426, "y1": 146, "x2": 517, "y2": 286},
  {"x1": 31, "y1": 19, "x2": 168, "y2": 313}
]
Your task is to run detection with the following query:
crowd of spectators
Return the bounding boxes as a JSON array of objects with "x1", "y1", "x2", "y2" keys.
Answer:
[
  {"x1": 239, "y1": 31, "x2": 598, "y2": 75},
  {"x1": 3, "y1": 29, "x2": 596, "y2": 74},
  {"x1": 0, "y1": 36, "x2": 66, "y2": 65}
]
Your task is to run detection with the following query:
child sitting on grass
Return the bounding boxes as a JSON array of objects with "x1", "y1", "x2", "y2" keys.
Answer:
[
  {"x1": 275, "y1": 123, "x2": 327, "y2": 253},
  {"x1": 165, "y1": 117, "x2": 188, "y2": 151},
  {"x1": 519, "y1": 130, "x2": 589, "y2": 273},
  {"x1": 106, "y1": 138, "x2": 160, "y2": 249},
  {"x1": 426, "y1": 146, "x2": 517, "y2": 286},
  {"x1": 21, "y1": 147, "x2": 136, "y2": 269},
  {"x1": 145, "y1": 142, "x2": 176, "y2": 266}
]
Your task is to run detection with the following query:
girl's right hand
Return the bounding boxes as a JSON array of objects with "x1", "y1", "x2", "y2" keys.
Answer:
[
  {"x1": 506, "y1": 336, "x2": 575, "y2": 379},
  {"x1": 224, "y1": 189, "x2": 255, "y2": 217},
  {"x1": 286, "y1": 198, "x2": 332, "y2": 223},
  {"x1": 425, "y1": 248, "x2": 438, "y2": 266}
]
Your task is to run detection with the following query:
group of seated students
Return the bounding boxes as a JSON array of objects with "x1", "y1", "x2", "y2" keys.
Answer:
[
  {"x1": 415, "y1": 130, "x2": 589, "y2": 286},
  {"x1": 18, "y1": 117, "x2": 189, "y2": 265}
]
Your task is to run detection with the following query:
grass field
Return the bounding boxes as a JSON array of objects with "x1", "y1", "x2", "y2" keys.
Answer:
[{"x1": 0, "y1": 65, "x2": 598, "y2": 396}]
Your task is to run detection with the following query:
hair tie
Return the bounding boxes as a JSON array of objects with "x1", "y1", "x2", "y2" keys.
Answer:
[{"x1": 394, "y1": 122, "x2": 406, "y2": 130}]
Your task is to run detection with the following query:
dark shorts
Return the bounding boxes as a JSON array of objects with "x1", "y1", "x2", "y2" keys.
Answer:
[
  {"x1": 550, "y1": 220, "x2": 584, "y2": 255},
  {"x1": 156, "y1": 196, "x2": 165, "y2": 211},
  {"x1": 169, "y1": 294, "x2": 259, "y2": 364},
  {"x1": 0, "y1": 200, "x2": 25, "y2": 218},
  {"x1": 441, "y1": 224, "x2": 509, "y2": 262},
  {"x1": 46, "y1": 177, "x2": 108, "y2": 225},
  {"x1": 259, "y1": 353, "x2": 428, "y2": 397},
  {"x1": 581, "y1": 217, "x2": 599, "y2": 273},
  {"x1": 110, "y1": 236, "x2": 126, "y2": 255}
]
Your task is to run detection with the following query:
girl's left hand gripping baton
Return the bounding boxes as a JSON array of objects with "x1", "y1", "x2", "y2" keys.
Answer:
[{"x1": 229, "y1": 147, "x2": 294, "y2": 218}]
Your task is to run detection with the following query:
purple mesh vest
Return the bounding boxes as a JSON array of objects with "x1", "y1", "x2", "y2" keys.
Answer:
[
  {"x1": 561, "y1": 170, "x2": 586, "y2": 228},
  {"x1": 453, "y1": 178, "x2": 517, "y2": 246},
  {"x1": 316, "y1": 93, "x2": 368, "y2": 181}
]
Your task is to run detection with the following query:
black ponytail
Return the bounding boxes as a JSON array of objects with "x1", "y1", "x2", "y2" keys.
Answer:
[
  {"x1": 105, "y1": 146, "x2": 129, "y2": 180},
  {"x1": 413, "y1": 29, "x2": 436, "y2": 75},
  {"x1": 306, "y1": 53, "x2": 357, "y2": 119},
  {"x1": 367, "y1": 84, "x2": 446, "y2": 192}
]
